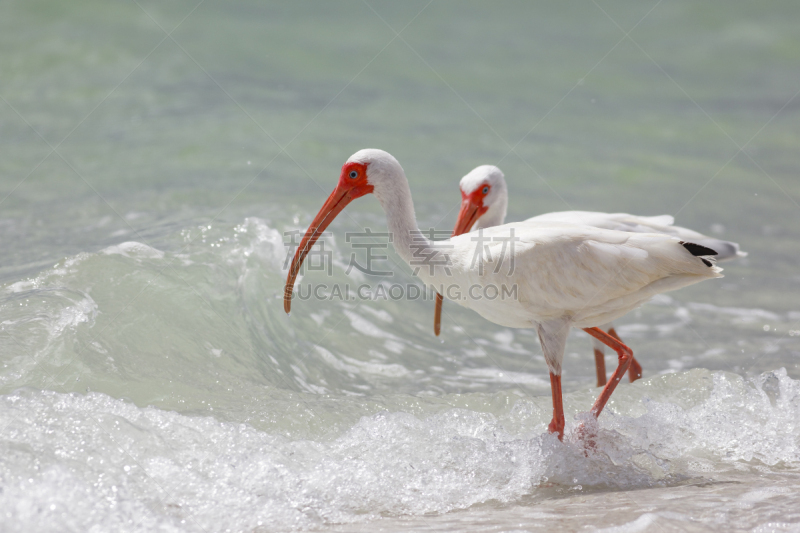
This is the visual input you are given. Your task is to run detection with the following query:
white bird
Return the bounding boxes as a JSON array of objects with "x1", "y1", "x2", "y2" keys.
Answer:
[
  {"x1": 434, "y1": 165, "x2": 747, "y2": 387},
  {"x1": 284, "y1": 149, "x2": 722, "y2": 440}
]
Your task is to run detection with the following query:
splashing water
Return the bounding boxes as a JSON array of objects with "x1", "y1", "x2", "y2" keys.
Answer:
[
  {"x1": 1, "y1": 368, "x2": 799, "y2": 532},
  {"x1": 0, "y1": 219, "x2": 799, "y2": 531}
]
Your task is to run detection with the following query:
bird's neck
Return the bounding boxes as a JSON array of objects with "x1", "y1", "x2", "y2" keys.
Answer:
[
  {"x1": 475, "y1": 209, "x2": 506, "y2": 231},
  {"x1": 373, "y1": 171, "x2": 434, "y2": 269},
  {"x1": 475, "y1": 194, "x2": 508, "y2": 231}
]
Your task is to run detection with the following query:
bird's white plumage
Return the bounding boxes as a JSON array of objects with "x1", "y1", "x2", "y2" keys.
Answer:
[
  {"x1": 440, "y1": 221, "x2": 721, "y2": 331},
  {"x1": 344, "y1": 151, "x2": 721, "y2": 355},
  {"x1": 288, "y1": 149, "x2": 725, "y2": 435},
  {"x1": 451, "y1": 164, "x2": 743, "y2": 372},
  {"x1": 527, "y1": 211, "x2": 746, "y2": 261}
]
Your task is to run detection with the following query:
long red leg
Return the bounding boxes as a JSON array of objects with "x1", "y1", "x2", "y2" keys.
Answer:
[
  {"x1": 593, "y1": 349, "x2": 607, "y2": 387},
  {"x1": 608, "y1": 327, "x2": 642, "y2": 382},
  {"x1": 548, "y1": 372, "x2": 565, "y2": 440},
  {"x1": 583, "y1": 327, "x2": 633, "y2": 418}
]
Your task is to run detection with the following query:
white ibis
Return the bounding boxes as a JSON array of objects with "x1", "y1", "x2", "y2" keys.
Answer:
[
  {"x1": 284, "y1": 149, "x2": 722, "y2": 440},
  {"x1": 434, "y1": 165, "x2": 747, "y2": 387}
]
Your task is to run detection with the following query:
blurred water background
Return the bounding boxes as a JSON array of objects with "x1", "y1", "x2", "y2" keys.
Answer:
[{"x1": 1, "y1": 1, "x2": 800, "y2": 531}]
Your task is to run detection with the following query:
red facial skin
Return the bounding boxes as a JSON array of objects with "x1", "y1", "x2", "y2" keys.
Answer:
[
  {"x1": 284, "y1": 162, "x2": 373, "y2": 313},
  {"x1": 452, "y1": 184, "x2": 490, "y2": 237}
]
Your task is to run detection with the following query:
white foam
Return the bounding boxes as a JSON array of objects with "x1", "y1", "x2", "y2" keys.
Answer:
[
  {"x1": 229, "y1": 217, "x2": 287, "y2": 272},
  {"x1": 101, "y1": 241, "x2": 165, "y2": 259},
  {"x1": 593, "y1": 514, "x2": 657, "y2": 533},
  {"x1": 458, "y1": 367, "x2": 549, "y2": 387},
  {"x1": 2, "y1": 368, "x2": 800, "y2": 532}
]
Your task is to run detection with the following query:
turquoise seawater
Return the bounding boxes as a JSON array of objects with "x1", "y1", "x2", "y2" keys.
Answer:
[{"x1": 1, "y1": 1, "x2": 799, "y2": 531}]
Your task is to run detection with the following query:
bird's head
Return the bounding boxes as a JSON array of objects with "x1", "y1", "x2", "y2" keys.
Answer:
[
  {"x1": 453, "y1": 165, "x2": 507, "y2": 236},
  {"x1": 283, "y1": 149, "x2": 404, "y2": 313}
]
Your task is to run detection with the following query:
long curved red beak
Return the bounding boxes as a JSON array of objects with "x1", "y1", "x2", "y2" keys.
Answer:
[
  {"x1": 452, "y1": 197, "x2": 483, "y2": 237},
  {"x1": 284, "y1": 185, "x2": 355, "y2": 314},
  {"x1": 433, "y1": 196, "x2": 485, "y2": 335}
]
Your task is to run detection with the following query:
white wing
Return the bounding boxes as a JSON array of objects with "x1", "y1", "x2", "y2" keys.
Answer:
[{"x1": 526, "y1": 211, "x2": 745, "y2": 261}]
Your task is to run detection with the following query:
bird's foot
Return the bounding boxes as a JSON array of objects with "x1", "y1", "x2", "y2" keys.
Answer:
[
  {"x1": 548, "y1": 417, "x2": 565, "y2": 441},
  {"x1": 574, "y1": 414, "x2": 600, "y2": 453},
  {"x1": 628, "y1": 357, "x2": 643, "y2": 383}
]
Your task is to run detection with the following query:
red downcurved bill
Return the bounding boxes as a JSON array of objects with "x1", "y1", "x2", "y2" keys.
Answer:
[
  {"x1": 452, "y1": 197, "x2": 483, "y2": 237},
  {"x1": 433, "y1": 197, "x2": 485, "y2": 334},
  {"x1": 284, "y1": 186, "x2": 355, "y2": 314}
]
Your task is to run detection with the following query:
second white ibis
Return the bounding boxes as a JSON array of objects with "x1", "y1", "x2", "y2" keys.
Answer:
[{"x1": 434, "y1": 164, "x2": 747, "y2": 386}]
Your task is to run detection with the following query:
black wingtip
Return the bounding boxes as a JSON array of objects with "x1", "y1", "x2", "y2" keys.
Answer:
[
  {"x1": 702, "y1": 258, "x2": 713, "y2": 267},
  {"x1": 680, "y1": 241, "x2": 718, "y2": 257}
]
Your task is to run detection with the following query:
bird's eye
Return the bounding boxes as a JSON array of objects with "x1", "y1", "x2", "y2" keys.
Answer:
[
  {"x1": 482, "y1": 186, "x2": 489, "y2": 194},
  {"x1": 349, "y1": 170, "x2": 358, "y2": 179}
]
